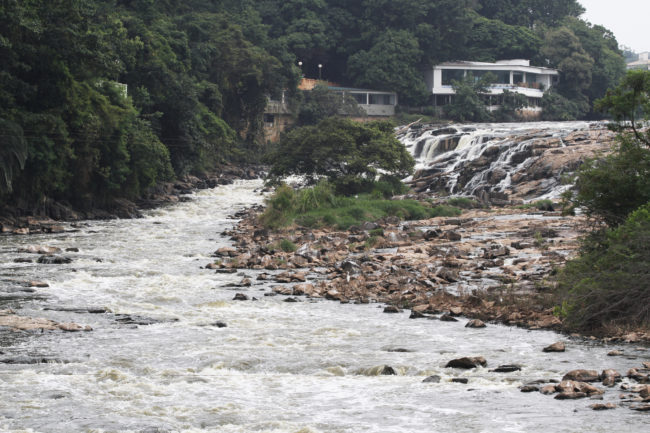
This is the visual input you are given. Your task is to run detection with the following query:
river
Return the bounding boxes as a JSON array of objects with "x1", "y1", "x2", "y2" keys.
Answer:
[{"x1": 0, "y1": 180, "x2": 648, "y2": 432}]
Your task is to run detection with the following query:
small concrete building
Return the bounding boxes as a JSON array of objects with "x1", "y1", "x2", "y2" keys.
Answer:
[
  {"x1": 263, "y1": 79, "x2": 398, "y2": 142},
  {"x1": 425, "y1": 60, "x2": 559, "y2": 117}
]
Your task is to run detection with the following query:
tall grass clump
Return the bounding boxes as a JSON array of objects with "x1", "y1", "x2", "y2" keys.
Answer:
[{"x1": 260, "y1": 181, "x2": 462, "y2": 230}]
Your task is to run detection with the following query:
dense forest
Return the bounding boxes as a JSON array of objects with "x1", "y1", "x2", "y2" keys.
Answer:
[{"x1": 0, "y1": 0, "x2": 625, "y2": 212}]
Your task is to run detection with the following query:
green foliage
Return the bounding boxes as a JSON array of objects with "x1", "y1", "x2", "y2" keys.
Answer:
[
  {"x1": 540, "y1": 19, "x2": 625, "y2": 119},
  {"x1": 260, "y1": 181, "x2": 459, "y2": 230},
  {"x1": 296, "y1": 85, "x2": 365, "y2": 126},
  {"x1": 267, "y1": 117, "x2": 414, "y2": 194},
  {"x1": 347, "y1": 30, "x2": 428, "y2": 105},
  {"x1": 494, "y1": 90, "x2": 529, "y2": 122},
  {"x1": 446, "y1": 197, "x2": 482, "y2": 209},
  {"x1": 445, "y1": 74, "x2": 494, "y2": 122},
  {"x1": 278, "y1": 239, "x2": 298, "y2": 253},
  {"x1": 570, "y1": 136, "x2": 650, "y2": 227},
  {"x1": 556, "y1": 202, "x2": 650, "y2": 332},
  {"x1": 0, "y1": 119, "x2": 28, "y2": 193},
  {"x1": 595, "y1": 70, "x2": 650, "y2": 146}
]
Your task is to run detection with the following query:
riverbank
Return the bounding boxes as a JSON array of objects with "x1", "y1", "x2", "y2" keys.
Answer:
[
  {"x1": 214, "y1": 202, "x2": 650, "y2": 344},
  {"x1": 0, "y1": 164, "x2": 265, "y2": 235}
]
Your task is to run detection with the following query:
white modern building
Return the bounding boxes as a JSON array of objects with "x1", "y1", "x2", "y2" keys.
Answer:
[
  {"x1": 425, "y1": 60, "x2": 559, "y2": 114},
  {"x1": 627, "y1": 52, "x2": 650, "y2": 71}
]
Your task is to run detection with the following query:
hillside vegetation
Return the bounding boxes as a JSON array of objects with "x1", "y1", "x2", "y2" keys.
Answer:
[{"x1": 1, "y1": 0, "x2": 625, "y2": 212}]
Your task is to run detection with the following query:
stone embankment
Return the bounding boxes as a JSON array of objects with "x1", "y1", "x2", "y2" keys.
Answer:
[
  {"x1": 0, "y1": 165, "x2": 264, "y2": 235},
  {"x1": 213, "y1": 205, "x2": 649, "y2": 344}
]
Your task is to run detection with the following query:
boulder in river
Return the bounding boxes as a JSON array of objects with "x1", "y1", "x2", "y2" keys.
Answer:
[
  {"x1": 423, "y1": 375, "x2": 441, "y2": 383},
  {"x1": 37, "y1": 255, "x2": 72, "y2": 264},
  {"x1": 232, "y1": 293, "x2": 249, "y2": 301},
  {"x1": 465, "y1": 319, "x2": 486, "y2": 328},
  {"x1": 562, "y1": 369, "x2": 600, "y2": 383},
  {"x1": 543, "y1": 342, "x2": 566, "y2": 352},
  {"x1": 445, "y1": 356, "x2": 487, "y2": 369}
]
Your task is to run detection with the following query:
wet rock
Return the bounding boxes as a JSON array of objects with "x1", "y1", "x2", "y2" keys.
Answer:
[
  {"x1": 13, "y1": 258, "x2": 33, "y2": 263},
  {"x1": 59, "y1": 322, "x2": 90, "y2": 332},
  {"x1": 607, "y1": 350, "x2": 624, "y2": 356},
  {"x1": 491, "y1": 365, "x2": 521, "y2": 373},
  {"x1": 212, "y1": 321, "x2": 227, "y2": 328},
  {"x1": 445, "y1": 356, "x2": 487, "y2": 369},
  {"x1": 520, "y1": 385, "x2": 539, "y2": 392},
  {"x1": 409, "y1": 310, "x2": 426, "y2": 319},
  {"x1": 383, "y1": 305, "x2": 401, "y2": 314},
  {"x1": 239, "y1": 278, "x2": 252, "y2": 287},
  {"x1": 562, "y1": 370, "x2": 600, "y2": 383},
  {"x1": 215, "y1": 269, "x2": 237, "y2": 274},
  {"x1": 631, "y1": 404, "x2": 650, "y2": 412},
  {"x1": 232, "y1": 293, "x2": 248, "y2": 301},
  {"x1": 284, "y1": 297, "x2": 300, "y2": 303},
  {"x1": 540, "y1": 385, "x2": 557, "y2": 395},
  {"x1": 436, "y1": 267, "x2": 459, "y2": 283},
  {"x1": 423, "y1": 229, "x2": 442, "y2": 240},
  {"x1": 443, "y1": 231, "x2": 462, "y2": 242},
  {"x1": 465, "y1": 319, "x2": 486, "y2": 328},
  {"x1": 543, "y1": 342, "x2": 566, "y2": 353},
  {"x1": 482, "y1": 244, "x2": 510, "y2": 259},
  {"x1": 65, "y1": 247, "x2": 79, "y2": 252},
  {"x1": 381, "y1": 365, "x2": 396, "y2": 375},
  {"x1": 449, "y1": 306, "x2": 463, "y2": 316},
  {"x1": 557, "y1": 380, "x2": 604, "y2": 397},
  {"x1": 29, "y1": 281, "x2": 49, "y2": 288},
  {"x1": 214, "y1": 247, "x2": 237, "y2": 257},
  {"x1": 114, "y1": 314, "x2": 174, "y2": 326},
  {"x1": 21, "y1": 245, "x2": 62, "y2": 254},
  {"x1": 423, "y1": 375, "x2": 441, "y2": 383},
  {"x1": 325, "y1": 290, "x2": 341, "y2": 301},
  {"x1": 555, "y1": 392, "x2": 588, "y2": 400},
  {"x1": 639, "y1": 385, "x2": 650, "y2": 398},
  {"x1": 440, "y1": 314, "x2": 458, "y2": 322},
  {"x1": 451, "y1": 378, "x2": 469, "y2": 384},
  {"x1": 601, "y1": 369, "x2": 622, "y2": 387},
  {"x1": 590, "y1": 403, "x2": 616, "y2": 411},
  {"x1": 37, "y1": 255, "x2": 72, "y2": 264}
]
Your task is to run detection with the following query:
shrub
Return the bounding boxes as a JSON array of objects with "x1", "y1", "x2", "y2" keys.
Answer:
[
  {"x1": 278, "y1": 239, "x2": 297, "y2": 253},
  {"x1": 555, "y1": 202, "x2": 650, "y2": 332},
  {"x1": 569, "y1": 136, "x2": 650, "y2": 227},
  {"x1": 447, "y1": 197, "x2": 482, "y2": 209}
]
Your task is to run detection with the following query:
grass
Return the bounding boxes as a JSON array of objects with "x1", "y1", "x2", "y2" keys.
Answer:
[
  {"x1": 260, "y1": 181, "x2": 462, "y2": 230},
  {"x1": 446, "y1": 197, "x2": 483, "y2": 209},
  {"x1": 515, "y1": 199, "x2": 555, "y2": 211}
]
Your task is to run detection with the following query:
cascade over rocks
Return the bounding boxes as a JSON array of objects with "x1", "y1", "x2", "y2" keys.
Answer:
[{"x1": 400, "y1": 122, "x2": 616, "y2": 203}]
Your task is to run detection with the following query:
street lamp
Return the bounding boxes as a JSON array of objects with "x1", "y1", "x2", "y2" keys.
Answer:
[
  {"x1": 298, "y1": 61, "x2": 303, "y2": 76},
  {"x1": 318, "y1": 63, "x2": 323, "y2": 80}
]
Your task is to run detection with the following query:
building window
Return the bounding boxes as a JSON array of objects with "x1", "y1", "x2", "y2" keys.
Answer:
[
  {"x1": 369, "y1": 93, "x2": 394, "y2": 105},
  {"x1": 513, "y1": 72, "x2": 524, "y2": 85},
  {"x1": 441, "y1": 69, "x2": 465, "y2": 85},
  {"x1": 263, "y1": 114, "x2": 275, "y2": 125}
]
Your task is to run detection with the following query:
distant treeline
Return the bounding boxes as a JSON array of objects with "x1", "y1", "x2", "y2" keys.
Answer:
[{"x1": 0, "y1": 0, "x2": 625, "y2": 210}]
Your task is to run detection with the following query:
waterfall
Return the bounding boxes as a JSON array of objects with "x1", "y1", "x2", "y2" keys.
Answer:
[{"x1": 399, "y1": 121, "x2": 611, "y2": 203}]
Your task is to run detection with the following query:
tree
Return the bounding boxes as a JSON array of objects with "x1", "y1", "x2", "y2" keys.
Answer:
[
  {"x1": 556, "y1": 71, "x2": 650, "y2": 334},
  {"x1": 445, "y1": 74, "x2": 494, "y2": 122},
  {"x1": 494, "y1": 90, "x2": 528, "y2": 122},
  {"x1": 595, "y1": 70, "x2": 650, "y2": 146},
  {"x1": 267, "y1": 117, "x2": 414, "y2": 194},
  {"x1": 567, "y1": 71, "x2": 650, "y2": 226},
  {"x1": 295, "y1": 85, "x2": 365, "y2": 126},
  {"x1": 347, "y1": 30, "x2": 428, "y2": 105}
]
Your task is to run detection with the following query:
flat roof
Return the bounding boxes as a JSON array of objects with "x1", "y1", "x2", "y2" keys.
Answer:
[{"x1": 434, "y1": 60, "x2": 558, "y2": 74}]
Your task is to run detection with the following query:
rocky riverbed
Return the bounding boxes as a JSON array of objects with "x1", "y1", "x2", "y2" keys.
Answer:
[{"x1": 214, "y1": 204, "x2": 649, "y2": 345}]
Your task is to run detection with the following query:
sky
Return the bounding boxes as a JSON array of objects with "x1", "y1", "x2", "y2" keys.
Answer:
[{"x1": 579, "y1": 0, "x2": 649, "y2": 52}]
